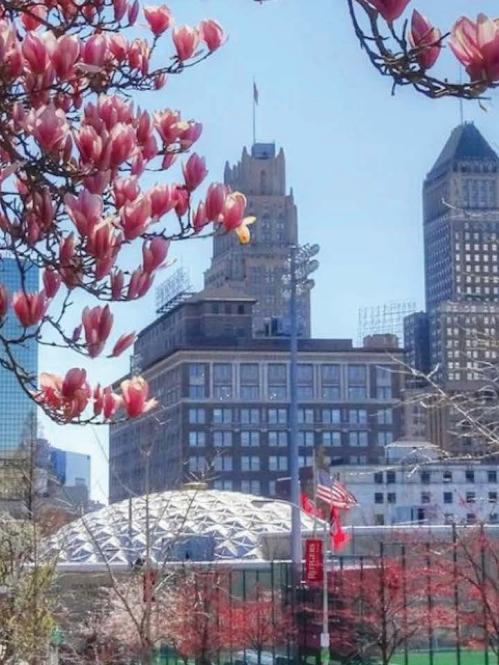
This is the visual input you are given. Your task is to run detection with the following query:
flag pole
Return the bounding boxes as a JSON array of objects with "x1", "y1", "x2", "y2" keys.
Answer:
[
  {"x1": 321, "y1": 479, "x2": 330, "y2": 665},
  {"x1": 312, "y1": 448, "x2": 318, "y2": 537},
  {"x1": 252, "y1": 79, "x2": 256, "y2": 145}
]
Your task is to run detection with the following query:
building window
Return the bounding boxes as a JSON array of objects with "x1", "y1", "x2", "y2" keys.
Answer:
[
  {"x1": 211, "y1": 363, "x2": 232, "y2": 400},
  {"x1": 420, "y1": 471, "x2": 431, "y2": 485},
  {"x1": 269, "y1": 455, "x2": 288, "y2": 471},
  {"x1": 322, "y1": 431, "x2": 341, "y2": 447},
  {"x1": 349, "y1": 431, "x2": 368, "y2": 447},
  {"x1": 241, "y1": 408, "x2": 260, "y2": 425},
  {"x1": 375, "y1": 514, "x2": 385, "y2": 525},
  {"x1": 213, "y1": 408, "x2": 232, "y2": 424},
  {"x1": 188, "y1": 408, "x2": 205, "y2": 424},
  {"x1": 466, "y1": 492, "x2": 476, "y2": 503},
  {"x1": 443, "y1": 491, "x2": 453, "y2": 504},
  {"x1": 489, "y1": 491, "x2": 498, "y2": 503},
  {"x1": 376, "y1": 408, "x2": 393, "y2": 425},
  {"x1": 240, "y1": 364, "x2": 260, "y2": 400},
  {"x1": 189, "y1": 431, "x2": 206, "y2": 448},
  {"x1": 268, "y1": 408, "x2": 287, "y2": 424},
  {"x1": 298, "y1": 431, "x2": 314, "y2": 447},
  {"x1": 268, "y1": 480, "x2": 276, "y2": 496},
  {"x1": 213, "y1": 479, "x2": 233, "y2": 490},
  {"x1": 241, "y1": 431, "x2": 260, "y2": 447},
  {"x1": 348, "y1": 365, "x2": 367, "y2": 400},
  {"x1": 269, "y1": 431, "x2": 288, "y2": 447},
  {"x1": 444, "y1": 513, "x2": 454, "y2": 525},
  {"x1": 421, "y1": 492, "x2": 431, "y2": 504},
  {"x1": 490, "y1": 513, "x2": 498, "y2": 523},
  {"x1": 321, "y1": 364, "x2": 341, "y2": 400},
  {"x1": 488, "y1": 470, "x2": 497, "y2": 483},
  {"x1": 376, "y1": 365, "x2": 393, "y2": 399},
  {"x1": 386, "y1": 471, "x2": 396, "y2": 484},
  {"x1": 350, "y1": 455, "x2": 367, "y2": 464},
  {"x1": 297, "y1": 364, "x2": 314, "y2": 400},
  {"x1": 268, "y1": 364, "x2": 287, "y2": 400},
  {"x1": 241, "y1": 455, "x2": 260, "y2": 471},
  {"x1": 374, "y1": 472, "x2": 383, "y2": 484},
  {"x1": 188, "y1": 363, "x2": 206, "y2": 399},
  {"x1": 348, "y1": 409, "x2": 367, "y2": 424},
  {"x1": 387, "y1": 492, "x2": 396, "y2": 504},
  {"x1": 376, "y1": 431, "x2": 393, "y2": 446},
  {"x1": 213, "y1": 431, "x2": 232, "y2": 448},
  {"x1": 374, "y1": 492, "x2": 383, "y2": 504},
  {"x1": 188, "y1": 456, "x2": 206, "y2": 473},
  {"x1": 443, "y1": 470, "x2": 452, "y2": 483},
  {"x1": 213, "y1": 455, "x2": 233, "y2": 472},
  {"x1": 241, "y1": 479, "x2": 260, "y2": 495},
  {"x1": 465, "y1": 470, "x2": 475, "y2": 483},
  {"x1": 322, "y1": 409, "x2": 341, "y2": 425},
  {"x1": 299, "y1": 454, "x2": 313, "y2": 467},
  {"x1": 298, "y1": 408, "x2": 314, "y2": 424},
  {"x1": 467, "y1": 513, "x2": 476, "y2": 524}
]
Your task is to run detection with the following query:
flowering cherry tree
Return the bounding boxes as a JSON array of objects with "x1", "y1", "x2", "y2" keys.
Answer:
[
  {"x1": 347, "y1": 1, "x2": 499, "y2": 99},
  {"x1": 0, "y1": 0, "x2": 254, "y2": 426}
]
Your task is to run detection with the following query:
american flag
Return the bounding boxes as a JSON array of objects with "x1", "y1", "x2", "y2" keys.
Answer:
[{"x1": 317, "y1": 481, "x2": 358, "y2": 509}]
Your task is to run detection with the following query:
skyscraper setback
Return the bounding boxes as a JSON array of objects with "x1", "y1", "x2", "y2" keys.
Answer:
[{"x1": 204, "y1": 143, "x2": 311, "y2": 337}]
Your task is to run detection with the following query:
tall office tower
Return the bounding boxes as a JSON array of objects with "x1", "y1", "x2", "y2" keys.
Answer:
[
  {"x1": 204, "y1": 143, "x2": 312, "y2": 337},
  {"x1": 423, "y1": 123, "x2": 499, "y2": 385},
  {"x1": 0, "y1": 256, "x2": 38, "y2": 452}
]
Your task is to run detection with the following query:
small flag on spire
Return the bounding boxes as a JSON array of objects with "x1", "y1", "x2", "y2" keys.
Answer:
[{"x1": 253, "y1": 81, "x2": 259, "y2": 105}]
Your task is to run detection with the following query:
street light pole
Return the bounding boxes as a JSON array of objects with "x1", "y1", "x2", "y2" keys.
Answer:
[{"x1": 289, "y1": 244, "x2": 301, "y2": 580}]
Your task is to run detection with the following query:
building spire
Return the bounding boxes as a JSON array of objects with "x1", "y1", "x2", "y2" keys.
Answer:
[{"x1": 252, "y1": 79, "x2": 259, "y2": 145}]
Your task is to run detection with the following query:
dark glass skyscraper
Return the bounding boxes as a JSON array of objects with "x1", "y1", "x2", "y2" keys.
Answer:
[{"x1": 0, "y1": 256, "x2": 38, "y2": 452}]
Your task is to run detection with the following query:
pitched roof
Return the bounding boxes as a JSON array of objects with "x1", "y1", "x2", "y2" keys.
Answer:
[{"x1": 430, "y1": 123, "x2": 498, "y2": 175}]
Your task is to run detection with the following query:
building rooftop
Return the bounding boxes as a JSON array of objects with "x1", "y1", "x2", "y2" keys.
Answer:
[
  {"x1": 429, "y1": 123, "x2": 498, "y2": 176},
  {"x1": 43, "y1": 489, "x2": 321, "y2": 566}
]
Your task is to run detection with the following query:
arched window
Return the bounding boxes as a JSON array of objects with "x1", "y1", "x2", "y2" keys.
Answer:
[{"x1": 260, "y1": 169, "x2": 268, "y2": 194}]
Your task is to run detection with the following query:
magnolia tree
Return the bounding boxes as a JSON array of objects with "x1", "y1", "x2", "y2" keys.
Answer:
[
  {"x1": 347, "y1": 1, "x2": 499, "y2": 99},
  {"x1": 0, "y1": 0, "x2": 254, "y2": 427}
]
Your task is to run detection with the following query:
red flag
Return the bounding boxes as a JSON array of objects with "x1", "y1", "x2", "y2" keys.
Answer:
[
  {"x1": 330, "y1": 506, "x2": 350, "y2": 551},
  {"x1": 300, "y1": 492, "x2": 324, "y2": 518}
]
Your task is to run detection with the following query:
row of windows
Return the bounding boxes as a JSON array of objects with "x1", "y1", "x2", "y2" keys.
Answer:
[
  {"x1": 189, "y1": 430, "x2": 393, "y2": 448},
  {"x1": 189, "y1": 407, "x2": 393, "y2": 426},
  {"x1": 188, "y1": 455, "x2": 289, "y2": 472},
  {"x1": 373, "y1": 469, "x2": 496, "y2": 484},
  {"x1": 374, "y1": 491, "x2": 498, "y2": 504},
  {"x1": 188, "y1": 363, "x2": 394, "y2": 401}
]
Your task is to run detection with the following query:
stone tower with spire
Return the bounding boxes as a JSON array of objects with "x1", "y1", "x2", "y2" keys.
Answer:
[{"x1": 204, "y1": 143, "x2": 311, "y2": 337}]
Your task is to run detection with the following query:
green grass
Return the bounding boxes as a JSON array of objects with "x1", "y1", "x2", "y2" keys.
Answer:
[{"x1": 390, "y1": 650, "x2": 497, "y2": 665}]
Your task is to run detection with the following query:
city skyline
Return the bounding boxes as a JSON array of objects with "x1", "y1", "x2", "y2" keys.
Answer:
[{"x1": 37, "y1": 1, "x2": 499, "y2": 503}]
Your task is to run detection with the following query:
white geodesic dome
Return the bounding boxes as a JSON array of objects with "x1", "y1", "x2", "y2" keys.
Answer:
[{"x1": 45, "y1": 489, "x2": 320, "y2": 565}]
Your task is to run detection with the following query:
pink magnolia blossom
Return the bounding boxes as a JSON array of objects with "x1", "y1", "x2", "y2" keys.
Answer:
[
  {"x1": 111, "y1": 270, "x2": 125, "y2": 299},
  {"x1": 114, "y1": 177, "x2": 140, "y2": 208},
  {"x1": 180, "y1": 121, "x2": 202, "y2": 149},
  {"x1": 43, "y1": 268, "x2": 61, "y2": 299},
  {"x1": 172, "y1": 25, "x2": 199, "y2": 61},
  {"x1": 103, "y1": 386, "x2": 123, "y2": 419},
  {"x1": 127, "y1": 267, "x2": 154, "y2": 299},
  {"x1": 12, "y1": 291, "x2": 48, "y2": 327},
  {"x1": 149, "y1": 184, "x2": 177, "y2": 218},
  {"x1": 205, "y1": 183, "x2": 226, "y2": 221},
  {"x1": 142, "y1": 237, "x2": 170, "y2": 273},
  {"x1": 0, "y1": 284, "x2": 8, "y2": 318},
  {"x1": 28, "y1": 105, "x2": 70, "y2": 153},
  {"x1": 409, "y1": 11, "x2": 441, "y2": 70},
  {"x1": 21, "y1": 3, "x2": 47, "y2": 30},
  {"x1": 128, "y1": 0, "x2": 139, "y2": 25},
  {"x1": 82, "y1": 305, "x2": 113, "y2": 357},
  {"x1": 366, "y1": 0, "x2": 411, "y2": 22},
  {"x1": 450, "y1": 14, "x2": 499, "y2": 82},
  {"x1": 182, "y1": 153, "x2": 207, "y2": 191},
  {"x1": 112, "y1": 332, "x2": 136, "y2": 357},
  {"x1": 109, "y1": 34, "x2": 128, "y2": 61},
  {"x1": 22, "y1": 32, "x2": 51, "y2": 75},
  {"x1": 120, "y1": 376, "x2": 157, "y2": 417},
  {"x1": 153, "y1": 109, "x2": 182, "y2": 144},
  {"x1": 174, "y1": 187, "x2": 189, "y2": 217},
  {"x1": 65, "y1": 189, "x2": 103, "y2": 236},
  {"x1": 127, "y1": 38, "x2": 150, "y2": 75},
  {"x1": 108, "y1": 124, "x2": 137, "y2": 168},
  {"x1": 144, "y1": 5, "x2": 172, "y2": 36},
  {"x1": 38, "y1": 369, "x2": 91, "y2": 420},
  {"x1": 82, "y1": 33, "x2": 108, "y2": 68},
  {"x1": 120, "y1": 196, "x2": 151, "y2": 240},
  {"x1": 199, "y1": 19, "x2": 225, "y2": 52},
  {"x1": 52, "y1": 35, "x2": 81, "y2": 79},
  {"x1": 113, "y1": 0, "x2": 128, "y2": 21},
  {"x1": 192, "y1": 201, "x2": 208, "y2": 233}
]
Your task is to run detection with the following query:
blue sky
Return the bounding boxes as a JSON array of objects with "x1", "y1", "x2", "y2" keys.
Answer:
[{"x1": 39, "y1": 0, "x2": 499, "y2": 501}]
